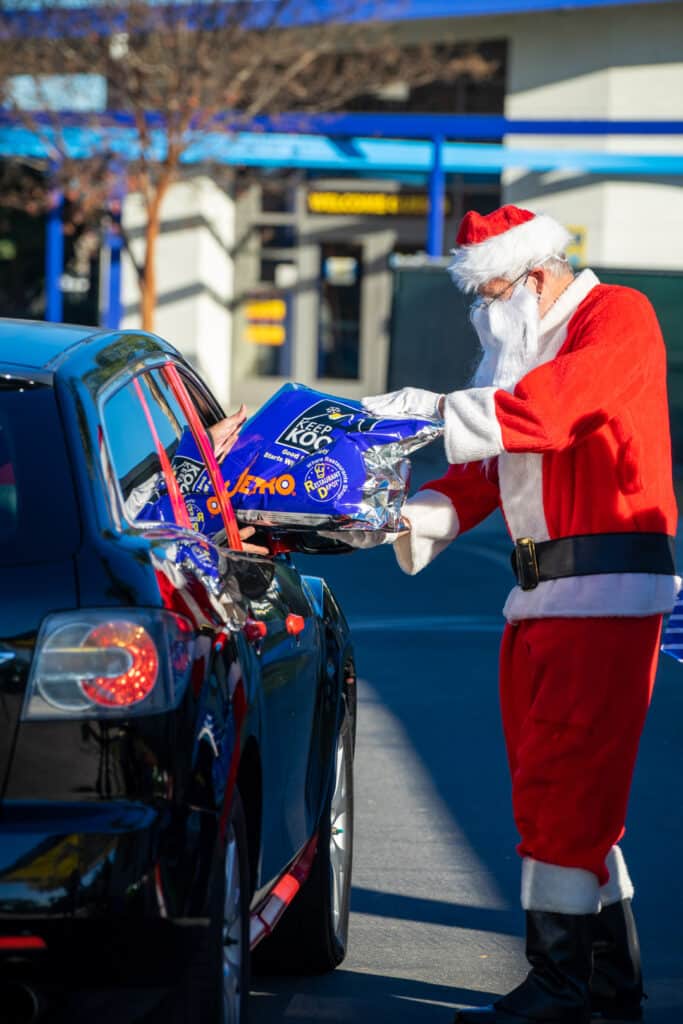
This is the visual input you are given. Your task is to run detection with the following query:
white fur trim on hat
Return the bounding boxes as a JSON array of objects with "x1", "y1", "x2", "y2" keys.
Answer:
[{"x1": 448, "y1": 214, "x2": 572, "y2": 293}]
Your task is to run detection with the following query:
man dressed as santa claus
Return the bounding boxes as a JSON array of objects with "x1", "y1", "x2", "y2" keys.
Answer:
[{"x1": 363, "y1": 204, "x2": 678, "y2": 1024}]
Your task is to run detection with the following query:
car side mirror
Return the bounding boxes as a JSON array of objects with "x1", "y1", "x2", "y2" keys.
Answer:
[{"x1": 225, "y1": 552, "x2": 276, "y2": 600}]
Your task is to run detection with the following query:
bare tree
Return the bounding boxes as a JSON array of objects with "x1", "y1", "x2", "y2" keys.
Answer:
[{"x1": 0, "y1": 1, "x2": 499, "y2": 329}]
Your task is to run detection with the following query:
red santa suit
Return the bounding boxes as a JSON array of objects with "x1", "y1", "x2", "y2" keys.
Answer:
[{"x1": 395, "y1": 266, "x2": 678, "y2": 914}]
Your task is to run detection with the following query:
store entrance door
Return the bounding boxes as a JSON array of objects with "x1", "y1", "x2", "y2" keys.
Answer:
[
  {"x1": 317, "y1": 242, "x2": 362, "y2": 380},
  {"x1": 286, "y1": 223, "x2": 393, "y2": 402}
]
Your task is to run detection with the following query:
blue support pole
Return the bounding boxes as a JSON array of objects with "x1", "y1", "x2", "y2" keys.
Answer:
[
  {"x1": 427, "y1": 134, "x2": 445, "y2": 258},
  {"x1": 103, "y1": 214, "x2": 123, "y2": 330},
  {"x1": 45, "y1": 186, "x2": 64, "y2": 322},
  {"x1": 102, "y1": 173, "x2": 126, "y2": 330}
]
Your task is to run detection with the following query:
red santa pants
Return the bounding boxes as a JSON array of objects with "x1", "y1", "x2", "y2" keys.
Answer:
[{"x1": 499, "y1": 615, "x2": 662, "y2": 886}]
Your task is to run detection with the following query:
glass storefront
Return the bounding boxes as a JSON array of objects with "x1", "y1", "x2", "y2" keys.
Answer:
[
  {"x1": 0, "y1": 194, "x2": 100, "y2": 327},
  {"x1": 230, "y1": 172, "x2": 502, "y2": 409},
  {"x1": 317, "y1": 242, "x2": 363, "y2": 380}
]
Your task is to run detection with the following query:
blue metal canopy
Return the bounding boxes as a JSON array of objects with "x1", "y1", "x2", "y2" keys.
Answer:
[
  {"x1": 241, "y1": 113, "x2": 683, "y2": 139},
  {"x1": 2, "y1": 122, "x2": 682, "y2": 176},
  {"x1": 4, "y1": 101, "x2": 680, "y2": 328},
  {"x1": 1, "y1": 0, "x2": 675, "y2": 34},
  {"x1": 317, "y1": 0, "x2": 678, "y2": 18}
]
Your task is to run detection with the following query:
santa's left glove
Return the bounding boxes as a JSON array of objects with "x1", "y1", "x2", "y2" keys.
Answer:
[
  {"x1": 319, "y1": 529, "x2": 402, "y2": 549},
  {"x1": 362, "y1": 387, "x2": 443, "y2": 420}
]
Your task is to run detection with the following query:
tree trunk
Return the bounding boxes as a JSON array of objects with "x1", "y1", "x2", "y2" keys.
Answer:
[{"x1": 141, "y1": 176, "x2": 171, "y2": 332}]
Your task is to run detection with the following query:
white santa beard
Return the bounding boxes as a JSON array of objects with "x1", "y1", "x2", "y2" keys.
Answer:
[{"x1": 470, "y1": 284, "x2": 541, "y2": 392}]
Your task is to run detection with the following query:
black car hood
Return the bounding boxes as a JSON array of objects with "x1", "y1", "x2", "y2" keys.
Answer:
[{"x1": 0, "y1": 558, "x2": 78, "y2": 797}]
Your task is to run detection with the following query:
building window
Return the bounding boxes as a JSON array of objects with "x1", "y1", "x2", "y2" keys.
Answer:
[
  {"x1": 317, "y1": 242, "x2": 363, "y2": 381},
  {"x1": 344, "y1": 40, "x2": 506, "y2": 118}
]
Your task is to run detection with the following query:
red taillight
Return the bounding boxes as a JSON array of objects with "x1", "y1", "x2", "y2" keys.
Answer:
[
  {"x1": 79, "y1": 621, "x2": 159, "y2": 707},
  {"x1": 0, "y1": 936, "x2": 46, "y2": 951},
  {"x1": 24, "y1": 610, "x2": 195, "y2": 720}
]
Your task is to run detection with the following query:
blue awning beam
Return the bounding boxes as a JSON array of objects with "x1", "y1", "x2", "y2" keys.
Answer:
[
  {"x1": 2, "y1": 124, "x2": 682, "y2": 175},
  {"x1": 8, "y1": 105, "x2": 678, "y2": 333},
  {"x1": 229, "y1": 112, "x2": 683, "y2": 139},
  {"x1": 4, "y1": 110, "x2": 683, "y2": 137},
  {"x1": 0, "y1": 0, "x2": 673, "y2": 36}
]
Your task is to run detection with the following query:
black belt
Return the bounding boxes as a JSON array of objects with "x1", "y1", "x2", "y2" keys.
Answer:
[{"x1": 511, "y1": 532, "x2": 676, "y2": 591}]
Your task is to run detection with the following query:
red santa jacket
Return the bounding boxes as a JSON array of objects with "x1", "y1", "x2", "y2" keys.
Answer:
[{"x1": 395, "y1": 270, "x2": 679, "y2": 620}]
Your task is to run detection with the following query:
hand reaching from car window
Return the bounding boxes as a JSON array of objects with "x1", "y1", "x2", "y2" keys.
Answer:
[
  {"x1": 207, "y1": 408, "x2": 269, "y2": 555},
  {"x1": 238, "y1": 526, "x2": 270, "y2": 556},
  {"x1": 209, "y1": 404, "x2": 247, "y2": 463}
]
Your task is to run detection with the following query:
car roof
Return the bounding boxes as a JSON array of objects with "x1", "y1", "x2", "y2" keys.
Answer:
[{"x1": 0, "y1": 317, "x2": 105, "y2": 371}]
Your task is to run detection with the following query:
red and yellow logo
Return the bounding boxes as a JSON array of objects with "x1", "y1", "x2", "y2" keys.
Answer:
[{"x1": 224, "y1": 470, "x2": 296, "y2": 500}]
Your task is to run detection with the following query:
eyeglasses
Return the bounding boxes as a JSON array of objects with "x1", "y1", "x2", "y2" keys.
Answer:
[{"x1": 470, "y1": 268, "x2": 531, "y2": 313}]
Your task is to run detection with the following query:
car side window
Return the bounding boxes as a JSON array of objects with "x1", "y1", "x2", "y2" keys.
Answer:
[
  {"x1": 103, "y1": 379, "x2": 169, "y2": 522},
  {"x1": 163, "y1": 365, "x2": 243, "y2": 551},
  {"x1": 102, "y1": 369, "x2": 223, "y2": 537},
  {"x1": 143, "y1": 368, "x2": 228, "y2": 538}
]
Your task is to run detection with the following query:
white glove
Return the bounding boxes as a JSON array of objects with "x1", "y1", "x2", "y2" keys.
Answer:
[
  {"x1": 319, "y1": 530, "x2": 400, "y2": 549},
  {"x1": 362, "y1": 387, "x2": 443, "y2": 420}
]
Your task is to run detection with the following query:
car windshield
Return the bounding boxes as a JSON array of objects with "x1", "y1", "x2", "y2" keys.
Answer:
[{"x1": 0, "y1": 380, "x2": 80, "y2": 565}]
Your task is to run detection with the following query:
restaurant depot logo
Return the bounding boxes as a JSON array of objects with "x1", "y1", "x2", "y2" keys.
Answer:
[
  {"x1": 276, "y1": 400, "x2": 375, "y2": 455},
  {"x1": 304, "y1": 457, "x2": 348, "y2": 504}
]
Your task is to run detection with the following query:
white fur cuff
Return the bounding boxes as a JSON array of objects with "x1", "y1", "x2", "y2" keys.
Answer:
[
  {"x1": 521, "y1": 857, "x2": 601, "y2": 914},
  {"x1": 442, "y1": 387, "x2": 504, "y2": 464},
  {"x1": 600, "y1": 846, "x2": 635, "y2": 907},
  {"x1": 394, "y1": 489, "x2": 459, "y2": 576}
]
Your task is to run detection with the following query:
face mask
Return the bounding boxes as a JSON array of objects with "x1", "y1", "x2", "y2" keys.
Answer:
[{"x1": 470, "y1": 283, "x2": 541, "y2": 392}]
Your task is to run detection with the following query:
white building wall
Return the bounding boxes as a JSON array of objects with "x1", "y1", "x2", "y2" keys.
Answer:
[
  {"x1": 121, "y1": 176, "x2": 235, "y2": 407},
  {"x1": 502, "y1": 3, "x2": 683, "y2": 270}
]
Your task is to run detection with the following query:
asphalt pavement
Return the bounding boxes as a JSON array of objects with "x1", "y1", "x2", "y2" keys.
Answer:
[{"x1": 252, "y1": 453, "x2": 683, "y2": 1024}]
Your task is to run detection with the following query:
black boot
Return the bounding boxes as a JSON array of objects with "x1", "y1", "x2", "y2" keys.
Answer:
[
  {"x1": 590, "y1": 899, "x2": 644, "y2": 1021},
  {"x1": 454, "y1": 911, "x2": 593, "y2": 1023}
]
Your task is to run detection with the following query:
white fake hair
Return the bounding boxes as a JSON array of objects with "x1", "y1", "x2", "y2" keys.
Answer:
[{"x1": 448, "y1": 214, "x2": 573, "y2": 293}]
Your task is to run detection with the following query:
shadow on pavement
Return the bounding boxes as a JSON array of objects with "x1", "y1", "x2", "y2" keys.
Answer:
[
  {"x1": 43, "y1": 987, "x2": 166, "y2": 1023},
  {"x1": 351, "y1": 886, "x2": 518, "y2": 936},
  {"x1": 251, "y1": 968, "x2": 495, "y2": 1023}
]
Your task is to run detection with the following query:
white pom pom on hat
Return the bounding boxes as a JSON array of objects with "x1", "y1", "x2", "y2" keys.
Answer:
[{"x1": 448, "y1": 204, "x2": 572, "y2": 293}]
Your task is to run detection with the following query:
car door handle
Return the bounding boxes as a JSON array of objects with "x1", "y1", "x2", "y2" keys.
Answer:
[
  {"x1": 285, "y1": 614, "x2": 305, "y2": 637},
  {"x1": 243, "y1": 619, "x2": 267, "y2": 644}
]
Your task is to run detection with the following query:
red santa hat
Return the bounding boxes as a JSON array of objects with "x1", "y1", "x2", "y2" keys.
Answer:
[{"x1": 448, "y1": 204, "x2": 572, "y2": 293}]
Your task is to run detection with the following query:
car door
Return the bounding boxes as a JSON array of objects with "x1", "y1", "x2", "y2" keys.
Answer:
[
  {"x1": 170, "y1": 367, "x2": 324, "y2": 879},
  {"x1": 245, "y1": 556, "x2": 321, "y2": 871}
]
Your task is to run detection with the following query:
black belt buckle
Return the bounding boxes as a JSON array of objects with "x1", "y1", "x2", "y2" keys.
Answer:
[{"x1": 513, "y1": 537, "x2": 540, "y2": 590}]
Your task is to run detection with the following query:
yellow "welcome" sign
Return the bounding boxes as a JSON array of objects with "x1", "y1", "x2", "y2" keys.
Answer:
[{"x1": 307, "y1": 191, "x2": 452, "y2": 217}]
